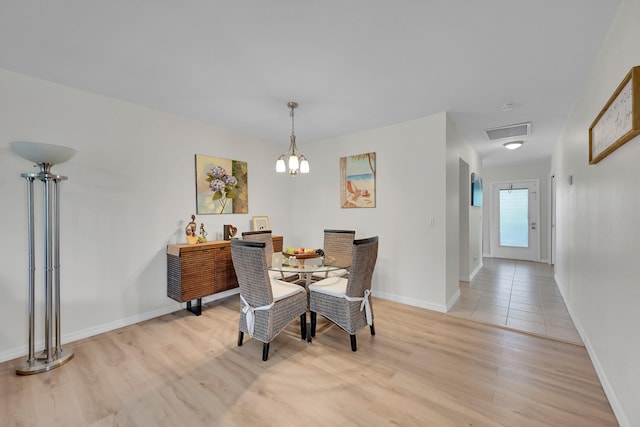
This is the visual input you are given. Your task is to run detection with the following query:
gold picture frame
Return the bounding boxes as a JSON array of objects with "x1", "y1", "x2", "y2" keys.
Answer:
[
  {"x1": 195, "y1": 155, "x2": 248, "y2": 214},
  {"x1": 589, "y1": 66, "x2": 640, "y2": 164}
]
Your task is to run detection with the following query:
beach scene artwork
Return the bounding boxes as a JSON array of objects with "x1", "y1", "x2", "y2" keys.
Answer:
[{"x1": 340, "y1": 152, "x2": 376, "y2": 208}]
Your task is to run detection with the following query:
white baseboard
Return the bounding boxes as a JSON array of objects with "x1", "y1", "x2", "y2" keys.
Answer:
[
  {"x1": 460, "y1": 262, "x2": 484, "y2": 283},
  {"x1": 469, "y1": 261, "x2": 483, "y2": 281},
  {"x1": 372, "y1": 290, "x2": 448, "y2": 313},
  {"x1": 446, "y1": 289, "x2": 461, "y2": 312},
  {"x1": 0, "y1": 302, "x2": 181, "y2": 364},
  {"x1": 554, "y1": 277, "x2": 630, "y2": 427},
  {"x1": 0, "y1": 289, "x2": 241, "y2": 365},
  {"x1": 202, "y1": 287, "x2": 240, "y2": 304}
]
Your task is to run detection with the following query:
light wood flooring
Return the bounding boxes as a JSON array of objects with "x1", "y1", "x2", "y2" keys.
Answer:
[{"x1": 0, "y1": 297, "x2": 617, "y2": 426}]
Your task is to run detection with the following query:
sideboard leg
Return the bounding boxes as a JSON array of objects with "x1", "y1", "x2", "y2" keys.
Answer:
[{"x1": 186, "y1": 298, "x2": 202, "y2": 316}]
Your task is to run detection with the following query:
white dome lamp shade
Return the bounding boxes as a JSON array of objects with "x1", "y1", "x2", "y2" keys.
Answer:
[
  {"x1": 11, "y1": 141, "x2": 76, "y2": 173},
  {"x1": 299, "y1": 155, "x2": 310, "y2": 173}
]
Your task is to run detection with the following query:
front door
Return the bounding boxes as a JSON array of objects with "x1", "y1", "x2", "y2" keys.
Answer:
[{"x1": 490, "y1": 179, "x2": 540, "y2": 262}]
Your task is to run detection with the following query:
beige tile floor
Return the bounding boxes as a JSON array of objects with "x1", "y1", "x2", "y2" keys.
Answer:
[{"x1": 449, "y1": 258, "x2": 583, "y2": 345}]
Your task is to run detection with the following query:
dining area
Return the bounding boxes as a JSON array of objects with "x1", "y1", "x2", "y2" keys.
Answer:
[{"x1": 232, "y1": 229, "x2": 379, "y2": 361}]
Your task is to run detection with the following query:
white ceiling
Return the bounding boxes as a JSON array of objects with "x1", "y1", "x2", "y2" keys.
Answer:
[{"x1": 0, "y1": 1, "x2": 621, "y2": 167}]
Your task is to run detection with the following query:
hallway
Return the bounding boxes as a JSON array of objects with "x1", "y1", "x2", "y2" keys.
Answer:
[{"x1": 449, "y1": 258, "x2": 582, "y2": 345}]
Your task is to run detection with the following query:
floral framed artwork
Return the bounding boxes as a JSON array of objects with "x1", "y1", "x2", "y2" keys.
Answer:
[
  {"x1": 251, "y1": 216, "x2": 270, "y2": 231},
  {"x1": 340, "y1": 152, "x2": 376, "y2": 208},
  {"x1": 195, "y1": 155, "x2": 248, "y2": 214}
]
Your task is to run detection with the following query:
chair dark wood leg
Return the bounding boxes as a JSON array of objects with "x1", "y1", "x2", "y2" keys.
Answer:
[
  {"x1": 262, "y1": 342, "x2": 270, "y2": 361},
  {"x1": 370, "y1": 322, "x2": 375, "y2": 336},
  {"x1": 237, "y1": 331, "x2": 244, "y2": 346},
  {"x1": 300, "y1": 313, "x2": 306, "y2": 340},
  {"x1": 350, "y1": 334, "x2": 357, "y2": 352},
  {"x1": 310, "y1": 311, "x2": 317, "y2": 337}
]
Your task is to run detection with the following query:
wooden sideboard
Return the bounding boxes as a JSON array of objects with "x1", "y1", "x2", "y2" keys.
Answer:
[{"x1": 167, "y1": 236, "x2": 283, "y2": 315}]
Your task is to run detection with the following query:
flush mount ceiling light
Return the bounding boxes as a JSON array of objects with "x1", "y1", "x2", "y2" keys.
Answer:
[
  {"x1": 503, "y1": 140, "x2": 524, "y2": 150},
  {"x1": 276, "y1": 101, "x2": 309, "y2": 176}
]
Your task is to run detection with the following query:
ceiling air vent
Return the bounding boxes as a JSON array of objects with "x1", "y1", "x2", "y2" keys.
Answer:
[{"x1": 484, "y1": 122, "x2": 531, "y2": 141}]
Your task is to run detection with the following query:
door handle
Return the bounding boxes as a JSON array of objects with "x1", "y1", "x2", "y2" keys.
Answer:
[{"x1": 530, "y1": 222, "x2": 536, "y2": 230}]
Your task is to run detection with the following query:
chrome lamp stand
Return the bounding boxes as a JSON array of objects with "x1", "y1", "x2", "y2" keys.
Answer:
[{"x1": 11, "y1": 142, "x2": 75, "y2": 375}]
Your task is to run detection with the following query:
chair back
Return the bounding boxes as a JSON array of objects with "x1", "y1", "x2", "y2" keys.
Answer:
[
  {"x1": 323, "y1": 229, "x2": 355, "y2": 266},
  {"x1": 242, "y1": 230, "x2": 274, "y2": 266},
  {"x1": 231, "y1": 240, "x2": 273, "y2": 307},
  {"x1": 345, "y1": 236, "x2": 379, "y2": 298}
]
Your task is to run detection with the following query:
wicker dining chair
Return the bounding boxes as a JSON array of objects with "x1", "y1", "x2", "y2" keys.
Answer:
[
  {"x1": 309, "y1": 236, "x2": 378, "y2": 352},
  {"x1": 312, "y1": 229, "x2": 355, "y2": 279},
  {"x1": 242, "y1": 230, "x2": 297, "y2": 281},
  {"x1": 231, "y1": 240, "x2": 308, "y2": 361}
]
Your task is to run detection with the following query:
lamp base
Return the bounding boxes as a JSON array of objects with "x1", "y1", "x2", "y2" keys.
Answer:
[{"x1": 16, "y1": 348, "x2": 74, "y2": 375}]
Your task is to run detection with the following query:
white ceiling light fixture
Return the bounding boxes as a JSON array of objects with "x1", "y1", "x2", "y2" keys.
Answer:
[
  {"x1": 503, "y1": 140, "x2": 524, "y2": 150},
  {"x1": 276, "y1": 101, "x2": 309, "y2": 176}
]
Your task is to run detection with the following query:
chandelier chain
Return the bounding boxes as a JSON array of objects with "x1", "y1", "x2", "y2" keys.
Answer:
[{"x1": 290, "y1": 106, "x2": 295, "y2": 136}]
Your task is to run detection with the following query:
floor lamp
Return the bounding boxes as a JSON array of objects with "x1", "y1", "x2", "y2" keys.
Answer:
[{"x1": 11, "y1": 141, "x2": 76, "y2": 375}]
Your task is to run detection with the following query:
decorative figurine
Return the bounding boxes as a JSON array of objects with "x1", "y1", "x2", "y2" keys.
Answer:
[
  {"x1": 186, "y1": 214, "x2": 197, "y2": 235},
  {"x1": 185, "y1": 214, "x2": 199, "y2": 244},
  {"x1": 198, "y1": 223, "x2": 208, "y2": 243}
]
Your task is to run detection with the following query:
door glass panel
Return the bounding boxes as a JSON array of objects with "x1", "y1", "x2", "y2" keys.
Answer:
[{"x1": 499, "y1": 188, "x2": 528, "y2": 248}]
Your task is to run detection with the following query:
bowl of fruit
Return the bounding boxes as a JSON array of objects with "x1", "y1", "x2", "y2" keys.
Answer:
[{"x1": 283, "y1": 247, "x2": 319, "y2": 259}]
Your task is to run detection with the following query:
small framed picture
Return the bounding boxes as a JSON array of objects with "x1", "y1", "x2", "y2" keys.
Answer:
[{"x1": 251, "y1": 216, "x2": 270, "y2": 231}]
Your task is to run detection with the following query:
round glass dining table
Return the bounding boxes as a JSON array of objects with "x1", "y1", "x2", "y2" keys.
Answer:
[
  {"x1": 268, "y1": 263, "x2": 348, "y2": 287},
  {"x1": 269, "y1": 262, "x2": 349, "y2": 343}
]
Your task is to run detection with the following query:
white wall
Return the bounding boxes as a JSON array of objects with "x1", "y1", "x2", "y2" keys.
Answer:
[
  {"x1": 458, "y1": 159, "x2": 470, "y2": 280},
  {"x1": 446, "y1": 116, "x2": 483, "y2": 292},
  {"x1": 481, "y1": 158, "x2": 551, "y2": 261},
  {"x1": 551, "y1": 0, "x2": 639, "y2": 424},
  {"x1": 0, "y1": 69, "x2": 293, "y2": 361},
  {"x1": 285, "y1": 112, "x2": 483, "y2": 311},
  {"x1": 290, "y1": 113, "x2": 451, "y2": 310}
]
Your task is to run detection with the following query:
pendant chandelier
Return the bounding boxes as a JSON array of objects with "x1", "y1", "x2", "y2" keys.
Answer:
[{"x1": 276, "y1": 101, "x2": 309, "y2": 176}]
